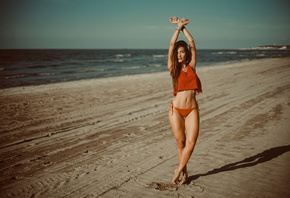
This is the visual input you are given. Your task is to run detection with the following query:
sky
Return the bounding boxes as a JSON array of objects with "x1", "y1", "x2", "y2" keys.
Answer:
[{"x1": 0, "y1": 0, "x2": 290, "y2": 49}]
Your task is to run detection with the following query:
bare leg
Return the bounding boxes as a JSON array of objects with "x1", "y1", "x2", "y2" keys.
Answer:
[
  {"x1": 180, "y1": 167, "x2": 188, "y2": 184},
  {"x1": 178, "y1": 148, "x2": 188, "y2": 184},
  {"x1": 169, "y1": 106, "x2": 185, "y2": 184},
  {"x1": 178, "y1": 150, "x2": 188, "y2": 184},
  {"x1": 174, "y1": 109, "x2": 199, "y2": 182}
]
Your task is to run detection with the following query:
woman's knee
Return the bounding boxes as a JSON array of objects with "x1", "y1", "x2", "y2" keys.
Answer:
[{"x1": 176, "y1": 139, "x2": 186, "y2": 149}]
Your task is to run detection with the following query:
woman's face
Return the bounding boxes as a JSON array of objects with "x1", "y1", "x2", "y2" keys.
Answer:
[{"x1": 177, "y1": 46, "x2": 186, "y2": 63}]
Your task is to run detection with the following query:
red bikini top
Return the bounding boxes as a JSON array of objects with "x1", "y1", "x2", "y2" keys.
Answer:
[{"x1": 173, "y1": 65, "x2": 202, "y2": 96}]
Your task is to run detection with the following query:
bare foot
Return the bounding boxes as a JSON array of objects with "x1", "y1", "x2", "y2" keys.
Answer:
[
  {"x1": 179, "y1": 172, "x2": 188, "y2": 184},
  {"x1": 172, "y1": 169, "x2": 180, "y2": 184}
]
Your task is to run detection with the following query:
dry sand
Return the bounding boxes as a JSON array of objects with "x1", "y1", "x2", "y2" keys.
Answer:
[{"x1": 0, "y1": 57, "x2": 290, "y2": 198}]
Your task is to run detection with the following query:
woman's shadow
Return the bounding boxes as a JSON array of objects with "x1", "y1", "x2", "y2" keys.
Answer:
[{"x1": 187, "y1": 144, "x2": 290, "y2": 183}]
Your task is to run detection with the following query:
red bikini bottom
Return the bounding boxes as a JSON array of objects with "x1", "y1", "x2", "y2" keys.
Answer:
[{"x1": 170, "y1": 102, "x2": 199, "y2": 117}]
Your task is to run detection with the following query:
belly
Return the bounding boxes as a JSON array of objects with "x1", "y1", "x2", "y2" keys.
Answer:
[{"x1": 173, "y1": 90, "x2": 197, "y2": 109}]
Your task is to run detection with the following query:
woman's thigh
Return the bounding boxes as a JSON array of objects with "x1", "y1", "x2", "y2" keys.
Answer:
[
  {"x1": 169, "y1": 107, "x2": 185, "y2": 141},
  {"x1": 184, "y1": 109, "x2": 199, "y2": 144}
]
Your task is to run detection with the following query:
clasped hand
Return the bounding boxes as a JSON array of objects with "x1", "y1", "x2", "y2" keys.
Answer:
[{"x1": 169, "y1": 16, "x2": 189, "y2": 27}]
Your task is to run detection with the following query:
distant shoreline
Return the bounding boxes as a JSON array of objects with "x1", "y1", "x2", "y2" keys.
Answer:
[
  {"x1": 241, "y1": 45, "x2": 290, "y2": 50},
  {"x1": 1, "y1": 44, "x2": 290, "y2": 50}
]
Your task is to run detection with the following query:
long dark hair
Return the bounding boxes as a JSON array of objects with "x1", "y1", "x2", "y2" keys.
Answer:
[{"x1": 170, "y1": 40, "x2": 191, "y2": 91}]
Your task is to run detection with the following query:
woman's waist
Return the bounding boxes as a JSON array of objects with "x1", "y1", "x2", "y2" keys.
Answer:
[{"x1": 173, "y1": 90, "x2": 197, "y2": 109}]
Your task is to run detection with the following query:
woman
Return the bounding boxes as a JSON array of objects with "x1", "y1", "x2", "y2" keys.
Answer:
[{"x1": 167, "y1": 16, "x2": 202, "y2": 185}]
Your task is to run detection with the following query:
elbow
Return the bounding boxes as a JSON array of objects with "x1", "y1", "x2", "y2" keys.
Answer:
[
  {"x1": 189, "y1": 39, "x2": 195, "y2": 43},
  {"x1": 189, "y1": 41, "x2": 195, "y2": 50},
  {"x1": 169, "y1": 42, "x2": 175, "y2": 48}
]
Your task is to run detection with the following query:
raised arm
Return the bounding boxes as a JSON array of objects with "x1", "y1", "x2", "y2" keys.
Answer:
[
  {"x1": 168, "y1": 17, "x2": 191, "y2": 71},
  {"x1": 182, "y1": 26, "x2": 196, "y2": 69},
  {"x1": 167, "y1": 17, "x2": 183, "y2": 71}
]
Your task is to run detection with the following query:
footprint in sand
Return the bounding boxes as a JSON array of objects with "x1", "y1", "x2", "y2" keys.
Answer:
[
  {"x1": 147, "y1": 182, "x2": 178, "y2": 191},
  {"x1": 147, "y1": 181, "x2": 206, "y2": 193}
]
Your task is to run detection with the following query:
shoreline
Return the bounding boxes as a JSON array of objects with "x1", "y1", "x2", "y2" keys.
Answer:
[
  {"x1": 0, "y1": 54, "x2": 287, "y2": 90},
  {"x1": 1, "y1": 57, "x2": 290, "y2": 197}
]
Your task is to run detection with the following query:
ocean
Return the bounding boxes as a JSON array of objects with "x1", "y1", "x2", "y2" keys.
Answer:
[{"x1": 1, "y1": 49, "x2": 290, "y2": 89}]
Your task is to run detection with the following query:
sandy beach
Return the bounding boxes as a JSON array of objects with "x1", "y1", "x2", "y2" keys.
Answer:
[{"x1": 0, "y1": 57, "x2": 290, "y2": 197}]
